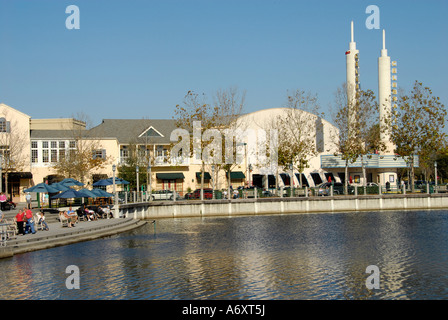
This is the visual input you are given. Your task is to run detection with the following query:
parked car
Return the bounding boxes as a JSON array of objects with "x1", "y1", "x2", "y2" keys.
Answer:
[
  {"x1": 317, "y1": 182, "x2": 345, "y2": 196},
  {"x1": 150, "y1": 190, "x2": 181, "y2": 201},
  {"x1": 193, "y1": 188, "x2": 213, "y2": 199}
]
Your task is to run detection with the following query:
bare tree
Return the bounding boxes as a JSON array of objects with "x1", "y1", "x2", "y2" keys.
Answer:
[
  {"x1": 52, "y1": 114, "x2": 111, "y2": 185},
  {"x1": 275, "y1": 89, "x2": 321, "y2": 191},
  {"x1": 173, "y1": 87, "x2": 246, "y2": 199}
]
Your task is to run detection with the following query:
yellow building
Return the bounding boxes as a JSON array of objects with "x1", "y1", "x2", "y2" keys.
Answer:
[{"x1": 1, "y1": 102, "x2": 349, "y2": 202}]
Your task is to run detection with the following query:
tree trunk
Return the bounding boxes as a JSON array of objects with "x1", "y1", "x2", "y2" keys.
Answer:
[
  {"x1": 228, "y1": 170, "x2": 231, "y2": 200},
  {"x1": 410, "y1": 156, "x2": 415, "y2": 193},
  {"x1": 4, "y1": 172, "x2": 8, "y2": 200},
  {"x1": 345, "y1": 160, "x2": 349, "y2": 195},
  {"x1": 201, "y1": 162, "x2": 205, "y2": 200},
  {"x1": 361, "y1": 155, "x2": 367, "y2": 195}
]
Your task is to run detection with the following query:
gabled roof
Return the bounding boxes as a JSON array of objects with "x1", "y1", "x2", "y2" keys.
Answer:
[
  {"x1": 138, "y1": 126, "x2": 164, "y2": 138},
  {"x1": 0, "y1": 103, "x2": 31, "y2": 119},
  {"x1": 88, "y1": 119, "x2": 177, "y2": 144}
]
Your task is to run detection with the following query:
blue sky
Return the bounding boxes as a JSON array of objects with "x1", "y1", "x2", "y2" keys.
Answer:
[{"x1": 0, "y1": 0, "x2": 447, "y2": 127}]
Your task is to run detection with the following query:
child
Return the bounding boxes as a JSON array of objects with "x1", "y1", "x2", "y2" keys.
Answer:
[{"x1": 37, "y1": 210, "x2": 49, "y2": 231}]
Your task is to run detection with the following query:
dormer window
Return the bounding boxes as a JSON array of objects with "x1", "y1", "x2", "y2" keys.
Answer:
[{"x1": 139, "y1": 126, "x2": 163, "y2": 138}]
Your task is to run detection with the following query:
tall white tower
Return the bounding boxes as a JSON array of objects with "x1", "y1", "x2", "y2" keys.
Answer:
[
  {"x1": 378, "y1": 29, "x2": 394, "y2": 154},
  {"x1": 346, "y1": 21, "x2": 359, "y2": 104},
  {"x1": 345, "y1": 21, "x2": 360, "y2": 130}
]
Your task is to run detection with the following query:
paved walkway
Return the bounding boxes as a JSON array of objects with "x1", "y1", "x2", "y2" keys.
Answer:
[{"x1": 1, "y1": 203, "x2": 146, "y2": 258}]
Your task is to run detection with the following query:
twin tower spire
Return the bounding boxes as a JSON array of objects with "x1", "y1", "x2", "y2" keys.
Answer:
[{"x1": 346, "y1": 21, "x2": 395, "y2": 154}]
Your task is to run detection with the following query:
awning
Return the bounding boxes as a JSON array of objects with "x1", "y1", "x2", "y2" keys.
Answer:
[
  {"x1": 295, "y1": 173, "x2": 310, "y2": 187},
  {"x1": 156, "y1": 173, "x2": 185, "y2": 180},
  {"x1": 230, "y1": 171, "x2": 245, "y2": 179},
  {"x1": 196, "y1": 172, "x2": 211, "y2": 180},
  {"x1": 8, "y1": 172, "x2": 33, "y2": 179},
  {"x1": 280, "y1": 173, "x2": 290, "y2": 184}
]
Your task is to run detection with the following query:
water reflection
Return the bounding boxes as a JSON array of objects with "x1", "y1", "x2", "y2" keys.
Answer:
[{"x1": 1, "y1": 210, "x2": 448, "y2": 300}]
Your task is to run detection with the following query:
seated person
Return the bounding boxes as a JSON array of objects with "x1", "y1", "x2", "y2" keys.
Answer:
[
  {"x1": 60, "y1": 211, "x2": 74, "y2": 228},
  {"x1": 84, "y1": 207, "x2": 96, "y2": 221},
  {"x1": 67, "y1": 206, "x2": 78, "y2": 224},
  {"x1": 97, "y1": 206, "x2": 106, "y2": 219},
  {"x1": 103, "y1": 205, "x2": 113, "y2": 218},
  {"x1": 36, "y1": 210, "x2": 49, "y2": 231},
  {"x1": 76, "y1": 206, "x2": 86, "y2": 220}
]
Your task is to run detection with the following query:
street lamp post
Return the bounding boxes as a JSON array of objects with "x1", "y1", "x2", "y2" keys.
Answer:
[
  {"x1": 0, "y1": 161, "x2": 2, "y2": 195},
  {"x1": 112, "y1": 164, "x2": 118, "y2": 218},
  {"x1": 248, "y1": 164, "x2": 253, "y2": 187},
  {"x1": 435, "y1": 161, "x2": 438, "y2": 192},
  {"x1": 0, "y1": 154, "x2": 3, "y2": 194},
  {"x1": 211, "y1": 165, "x2": 215, "y2": 200},
  {"x1": 289, "y1": 163, "x2": 294, "y2": 198},
  {"x1": 136, "y1": 165, "x2": 139, "y2": 202},
  {"x1": 148, "y1": 162, "x2": 152, "y2": 201}
]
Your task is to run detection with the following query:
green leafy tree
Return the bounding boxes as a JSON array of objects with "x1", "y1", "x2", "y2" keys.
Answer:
[
  {"x1": 390, "y1": 81, "x2": 447, "y2": 192},
  {"x1": 332, "y1": 83, "x2": 384, "y2": 193}
]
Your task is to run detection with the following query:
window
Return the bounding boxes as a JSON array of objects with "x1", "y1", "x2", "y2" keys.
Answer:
[
  {"x1": 59, "y1": 141, "x2": 65, "y2": 149},
  {"x1": 120, "y1": 146, "x2": 129, "y2": 159},
  {"x1": 31, "y1": 149, "x2": 39, "y2": 163},
  {"x1": 31, "y1": 141, "x2": 39, "y2": 163},
  {"x1": 93, "y1": 149, "x2": 106, "y2": 160},
  {"x1": 156, "y1": 146, "x2": 167, "y2": 157},
  {"x1": 0, "y1": 118, "x2": 10, "y2": 133},
  {"x1": 42, "y1": 150, "x2": 49, "y2": 163},
  {"x1": 51, "y1": 141, "x2": 57, "y2": 149},
  {"x1": 59, "y1": 149, "x2": 66, "y2": 161},
  {"x1": 42, "y1": 141, "x2": 49, "y2": 149},
  {"x1": 69, "y1": 140, "x2": 76, "y2": 149},
  {"x1": 0, "y1": 146, "x2": 9, "y2": 158},
  {"x1": 51, "y1": 150, "x2": 58, "y2": 163}
]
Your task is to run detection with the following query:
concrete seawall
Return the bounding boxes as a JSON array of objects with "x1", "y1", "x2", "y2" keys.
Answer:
[{"x1": 119, "y1": 193, "x2": 448, "y2": 219}]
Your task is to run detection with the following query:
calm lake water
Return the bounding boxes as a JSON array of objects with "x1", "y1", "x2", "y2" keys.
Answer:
[{"x1": 1, "y1": 209, "x2": 448, "y2": 300}]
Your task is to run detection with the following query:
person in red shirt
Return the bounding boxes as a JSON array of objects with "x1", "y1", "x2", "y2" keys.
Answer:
[
  {"x1": 15, "y1": 209, "x2": 25, "y2": 235},
  {"x1": 24, "y1": 208, "x2": 36, "y2": 234}
]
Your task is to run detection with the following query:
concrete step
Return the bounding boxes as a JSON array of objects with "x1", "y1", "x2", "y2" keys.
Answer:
[{"x1": 6, "y1": 218, "x2": 146, "y2": 256}]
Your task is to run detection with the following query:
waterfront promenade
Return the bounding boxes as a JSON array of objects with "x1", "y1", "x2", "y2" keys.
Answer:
[{"x1": 0, "y1": 203, "x2": 147, "y2": 258}]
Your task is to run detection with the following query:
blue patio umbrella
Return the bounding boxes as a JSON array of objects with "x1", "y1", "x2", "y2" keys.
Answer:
[
  {"x1": 60, "y1": 178, "x2": 84, "y2": 187},
  {"x1": 93, "y1": 178, "x2": 130, "y2": 186},
  {"x1": 92, "y1": 179, "x2": 112, "y2": 186},
  {"x1": 78, "y1": 188, "x2": 98, "y2": 198},
  {"x1": 107, "y1": 177, "x2": 130, "y2": 185},
  {"x1": 51, "y1": 189, "x2": 91, "y2": 199},
  {"x1": 51, "y1": 182, "x2": 71, "y2": 191},
  {"x1": 91, "y1": 189, "x2": 113, "y2": 197},
  {"x1": 24, "y1": 183, "x2": 60, "y2": 193}
]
